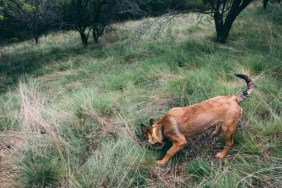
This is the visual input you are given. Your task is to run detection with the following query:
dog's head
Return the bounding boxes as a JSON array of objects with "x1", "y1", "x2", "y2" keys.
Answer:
[{"x1": 140, "y1": 119, "x2": 159, "y2": 145}]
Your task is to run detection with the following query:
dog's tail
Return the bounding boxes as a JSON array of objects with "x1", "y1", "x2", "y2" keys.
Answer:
[{"x1": 235, "y1": 74, "x2": 254, "y2": 102}]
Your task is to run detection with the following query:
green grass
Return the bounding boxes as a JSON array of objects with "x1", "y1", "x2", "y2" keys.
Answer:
[
  {"x1": 14, "y1": 142, "x2": 66, "y2": 188},
  {"x1": 187, "y1": 158, "x2": 211, "y2": 180},
  {"x1": 0, "y1": 4, "x2": 282, "y2": 188}
]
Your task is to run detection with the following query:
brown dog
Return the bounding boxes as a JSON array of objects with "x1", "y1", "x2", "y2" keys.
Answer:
[{"x1": 141, "y1": 74, "x2": 254, "y2": 165}]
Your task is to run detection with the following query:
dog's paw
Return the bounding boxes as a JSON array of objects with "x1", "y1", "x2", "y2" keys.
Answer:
[
  {"x1": 156, "y1": 160, "x2": 166, "y2": 166},
  {"x1": 215, "y1": 152, "x2": 226, "y2": 159}
]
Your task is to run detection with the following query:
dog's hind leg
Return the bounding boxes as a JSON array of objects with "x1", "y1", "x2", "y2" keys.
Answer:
[
  {"x1": 215, "y1": 131, "x2": 233, "y2": 159},
  {"x1": 215, "y1": 118, "x2": 239, "y2": 159},
  {"x1": 157, "y1": 134, "x2": 187, "y2": 165},
  {"x1": 211, "y1": 125, "x2": 222, "y2": 137}
]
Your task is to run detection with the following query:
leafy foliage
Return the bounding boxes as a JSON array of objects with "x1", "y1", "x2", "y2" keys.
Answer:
[{"x1": 0, "y1": 0, "x2": 61, "y2": 44}]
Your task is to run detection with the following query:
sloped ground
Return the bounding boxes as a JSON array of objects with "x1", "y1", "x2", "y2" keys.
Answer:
[{"x1": 0, "y1": 5, "x2": 281, "y2": 187}]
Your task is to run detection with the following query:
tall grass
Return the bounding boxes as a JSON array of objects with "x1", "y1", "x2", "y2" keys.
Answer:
[{"x1": 0, "y1": 4, "x2": 281, "y2": 188}]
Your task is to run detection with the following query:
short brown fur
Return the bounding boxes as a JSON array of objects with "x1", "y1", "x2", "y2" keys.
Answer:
[{"x1": 141, "y1": 74, "x2": 254, "y2": 165}]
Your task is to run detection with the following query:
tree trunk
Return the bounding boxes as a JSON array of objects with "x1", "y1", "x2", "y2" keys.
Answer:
[
  {"x1": 216, "y1": 23, "x2": 232, "y2": 44},
  {"x1": 263, "y1": 0, "x2": 269, "y2": 9},
  {"x1": 35, "y1": 37, "x2": 39, "y2": 44},
  {"x1": 33, "y1": 33, "x2": 39, "y2": 45},
  {"x1": 93, "y1": 34, "x2": 99, "y2": 44},
  {"x1": 79, "y1": 31, "x2": 88, "y2": 47},
  {"x1": 214, "y1": 0, "x2": 253, "y2": 44},
  {"x1": 93, "y1": 27, "x2": 99, "y2": 44},
  {"x1": 214, "y1": 11, "x2": 224, "y2": 43},
  {"x1": 92, "y1": 24, "x2": 105, "y2": 44},
  {"x1": 215, "y1": 13, "x2": 236, "y2": 44}
]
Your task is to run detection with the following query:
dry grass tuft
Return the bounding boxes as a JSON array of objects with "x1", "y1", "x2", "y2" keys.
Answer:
[
  {"x1": 18, "y1": 81, "x2": 69, "y2": 153},
  {"x1": 0, "y1": 132, "x2": 23, "y2": 188},
  {"x1": 147, "y1": 165, "x2": 188, "y2": 188}
]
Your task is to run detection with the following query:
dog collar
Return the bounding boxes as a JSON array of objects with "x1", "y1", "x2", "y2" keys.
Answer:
[{"x1": 152, "y1": 125, "x2": 165, "y2": 144}]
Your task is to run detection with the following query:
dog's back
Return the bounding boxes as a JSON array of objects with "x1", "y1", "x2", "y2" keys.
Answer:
[
  {"x1": 161, "y1": 95, "x2": 242, "y2": 137},
  {"x1": 160, "y1": 74, "x2": 254, "y2": 138}
]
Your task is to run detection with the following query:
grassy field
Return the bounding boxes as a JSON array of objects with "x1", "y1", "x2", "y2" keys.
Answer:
[{"x1": 0, "y1": 4, "x2": 282, "y2": 188}]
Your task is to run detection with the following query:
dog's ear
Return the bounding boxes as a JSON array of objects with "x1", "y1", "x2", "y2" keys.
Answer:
[
  {"x1": 141, "y1": 123, "x2": 148, "y2": 135},
  {"x1": 149, "y1": 119, "x2": 155, "y2": 126}
]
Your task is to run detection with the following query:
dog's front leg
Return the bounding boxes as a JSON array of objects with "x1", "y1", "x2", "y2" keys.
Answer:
[{"x1": 157, "y1": 136, "x2": 187, "y2": 165}]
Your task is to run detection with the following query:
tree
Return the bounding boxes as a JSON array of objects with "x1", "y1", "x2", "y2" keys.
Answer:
[
  {"x1": 138, "y1": 0, "x2": 255, "y2": 44},
  {"x1": 2, "y1": 0, "x2": 61, "y2": 44},
  {"x1": 0, "y1": 0, "x2": 32, "y2": 43},
  {"x1": 95, "y1": 0, "x2": 143, "y2": 43},
  {"x1": 61, "y1": 0, "x2": 109, "y2": 47},
  {"x1": 204, "y1": 0, "x2": 254, "y2": 44},
  {"x1": 0, "y1": 0, "x2": 24, "y2": 43},
  {"x1": 61, "y1": 0, "x2": 143, "y2": 47},
  {"x1": 61, "y1": 0, "x2": 92, "y2": 47},
  {"x1": 91, "y1": 0, "x2": 106, "y2": 44}
]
